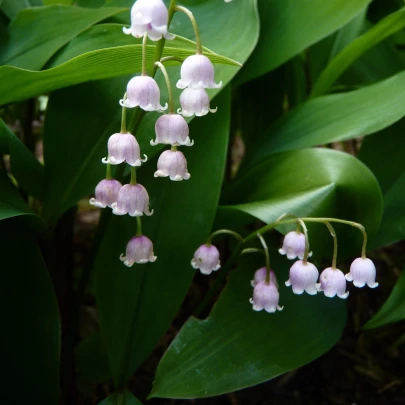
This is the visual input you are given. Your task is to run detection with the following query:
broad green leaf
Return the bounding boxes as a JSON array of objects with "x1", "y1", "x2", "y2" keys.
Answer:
[
  {"x1": 43, "y1": 0, "x2": 74, "y2": 4},
  {"x1": 249, "y1": 71, "x2": 405, "y2": 165},
  {"x1": 0, "y1": 46, "x2": 238, "y2": 107},
  {"x1": 41, "y1": 0, "x2": 258, "y2": 223},
  {"x1": 0, "y1": 5, "x2": 126, "y2": 70},
  {"x1": 78, "y1": 0, "x2": 106, "y2": 7},
  {"x1": 309, "y1": 7, "x2": 367, "y2": 82},
  {"x1": 99, "y1": 392, "x2": 142, "y2": 405},
  {"x1": 222, "y1": 148, "x2": 383, "y2": 252},
  {"x1": 0, "y1": 170, "x2": 36, "y2": 221},
  {"x1": 76, "y1": 332, "x2": 111, "y2": 390},
  {"x1": 150, "y1": 257, "x2": 346, "y2": 398},
  {"x1": 95, "y1": 89, "x2": 231, "y2": 386},
  {"x1": 0, "y1": 118, "x2": 45, "y2": 199},
  {"x1": 0, "y1": 0, "x2": 42, "y2": 19},
  {"x1": 359, "y1": 119, "x2": 405, "y2": 248},
  {"x1": 311, "y1": 8, "x2": 405, "y2": 97},
  {"x1": 363, "y1": 269, "x2": 405, "y2": 329},
  {"x1": 236, "y1": 0, "x2": 372, "y2": 84},
  {"x1": 0, "y1": 219, "x2": 60, "y2": 404}
]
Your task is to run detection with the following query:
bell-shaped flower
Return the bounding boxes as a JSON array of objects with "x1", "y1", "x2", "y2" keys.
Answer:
[
  {"x1": 154, "y1": 150, "x2": 190, "y2": 181},
  {"x1": 250, "y1": 281, "x2": 283, "y2": 313},
  {"x1": 285, "y1": 260, "x2": 319, "y2": 295},
  {"x1": 111, "y1": 183, "x2": 153, "y2": 217},
  {"x1": 120, "y1": 235, "x2": 157, "y2": 266},
  {"x1": 123, "y1": 0, "x2": 174, "y2": 41},
  {"x1": 191, "y1": 244, "x2": 220, "y2": 275},
  {"x1": 177, "y1": 88, "x2": 217, "y2": 117},
  {"x1": 102, "y1": 132, "x2": 147, "y2": 167},
  {"x1": 151, "y1": 114, "x2": 193, "y2": 146},
  {"x1": 251, "y1": 267, "x2": 278, "y2": 288},
  {"x1": 176, "y1": 55, "x2": 222, "y2": 89},
  {"x1": 120, "y1": 76, "x2": 168, "y2": 111},
  {"x1": 89, "y1": 179, "x2": 122, "y2": 208},
  {"x1": 279, "y1": 231, "x2": 312, "y2": 260},
  {"x1": 345, "y1": 257, "x2": 379, "y2": 288},
  {"x1": 317, "y1": 267, "x2": 349, "y2": 299}
]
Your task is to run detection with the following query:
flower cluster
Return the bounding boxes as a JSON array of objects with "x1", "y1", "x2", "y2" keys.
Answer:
[
  {"x1": 191, "y1": 218, "x2": 378, "y2": 314},
  {"x1": 89, "y1": 0, "x2": 224, "y2": 267}
]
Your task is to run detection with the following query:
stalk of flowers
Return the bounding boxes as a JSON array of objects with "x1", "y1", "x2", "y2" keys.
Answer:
[{"x1": 191, "y1": 214, "x2": 379, "y2": 315}]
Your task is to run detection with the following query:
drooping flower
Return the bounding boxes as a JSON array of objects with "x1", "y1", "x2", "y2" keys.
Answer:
[
  {"x1": 279, "y1": 231, "x2": 312, "y2": 260},
  {"x1": 89, "y1": 179, "x2": 122, "y2": 208},
  {"x1": 250, "y1": 281, "x2": 283, "y2": 313},
  {"x1": 120, "y1": 235, "x2": 157, "y2": 266},
  {"x1": 317, "y1": 267, "x2": 349, "y2": 299},
  {"x1": 120, "y1": 76, "x2": 168, "y2": 111},
  {"x1": 176, "y1": 55, "x2": 222, "y2": 90},
  {"x1": 102, "y1": 132, "x2": 147, "y2": 167},
  {"x1": 345, "y1": 257, "x2": 379, "y2": 288},
  {"x1": 251, "y1": 267, "x2": 278, "y2": 288},
  {"x1": 154, "y1": 150, "x2": 190, "y2": 181},
  {"x1": 177, "y1": 88, "x2": 217, "y2": 117},
  {"x1": 111, "y1": 184, "x2": 153, "y2": 217},
  {"x1": 151, "y1": 114, "x2": 193, "y2": 146},
  {"x1": 122, "y1": 0, "x2": 174, "y2": 41},
  {"x1": 285, "y1": 260, "x2": 319, "y2": 295},
  {"x1": 191, "y1": 244, "x2": 220, "y2": 275}
]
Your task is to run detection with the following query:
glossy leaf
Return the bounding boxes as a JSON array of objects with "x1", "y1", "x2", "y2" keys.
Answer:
[
  {"x1": 359, "y1": 119, "x2": 405, "y2": 248},
  {"x1": 0, "y1": 0, "x2": 42, "y2": 19},
  {"x1": 222, "y1": 148, "x2": 383, "y2": 241},
  {"x1": 363, "y1": 269, "x2": 405, "y2": 329},
  {"x1": 99, "y1": 391, "x2": 142, "y2": 405},
  {"x1": 151, "y1": 257, "x2": 346, "y2": 398},
  {"x1": 0, "y1": 170, "x2": 36, "y2": 221},
  {"x1": 311, "y1": 7, "x2": 405, "y2": 97},
  {"x1": 0, "y1": 46, "x2": 238, "y2": 107},
  {"x1": 0, "y1": 219, "x2": 60, "y2": 403},
  {"x1": 95, "y1": 89, "x2": 231, "y2": 386},
  {"x1": 236, "y1": 0, "x2": 372, "y2": 84},
  {"x1": 249, "y1": 70, "x2": 405, "y2": 165},
  {"x1": 0, "y1": 118, "x2": 45, "y2": 199},
  {"x1": 0, "y1": 5, "x2": 126, "y2": 70}
]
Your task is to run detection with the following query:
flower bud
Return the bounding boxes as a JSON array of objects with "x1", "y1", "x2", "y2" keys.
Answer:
[
  {"x1": 151, "y1": 114, "x2": 193, "y2": 146},
  {"x1": 178, "y1": 88, "x2": 217, "y2": 117},
  {"x1": 120, "y1": 235, "x2": 157, "y2": 266},
  {"x1": 317, "y1": 267, "x2": 349, "y2": 299},
  {"x1": 120, "y1": 76, "x2": 168, "y2": 112},
  {"x1": 285, "y1": 260, "x2": 319, "y2": 295},
  {"x1": 176, "y1": 55, "x2": 222, "y2": 90},
  {"x1": 345, "y1": 257, "x2": 379, "y2": 288},
  {"x1": 249, "y1": 281, "x2": 283, "y2": 313},
  {"x1": 251, "y1": 267, "x2": 278, "y2": 288},
  {"x1": 111, "y1": 183, "x2": 153, "y2": 217},
  {"x1": 102, "y1": 132, "x2": 147, "y2": 167},
  {"x1": 123, "y1": 0, "x2": 174, "y2": 41},
  {"x1": 154, "y1": 150, "x2": 190, "y2": 181},
  {"x1": 89, "y1": 179, "x2": 122, "y2": 208},
  {"x1": 279, "y1": 231, "x2": 312, "y2": 260},
  {"x1": 191, "y1": 244, "x2": 220, "y2": 275}
]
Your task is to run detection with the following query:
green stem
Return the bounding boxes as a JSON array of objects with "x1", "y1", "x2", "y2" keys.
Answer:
[
  {"x1": 175, "y1": 5, "x2": 202, "y2": 54},
  {"x1": 207, "y1": 229, "x2": 244, "y2": 244},
  {"x1": 142, "y1": 33, "x2": 148, "y2": 75},
  {"x1": 106, "y1": 163, "x2": 112, "y2": 180},
  {"x1": 160, "y1": 56, "x2": 185, "y2": 64},
  {"x1": 257, "y1": 234, "x2": 271, "y2": 283},
  {"x1": 325, "y1": 222, "x2": 338, "y2": 269},
  {"x1": 296, "y1": 218, "x2": 310, "y2": 263},
  {"x1": 241, "y1": 248, "x2": 264, "y2": 255},
  {"x1": 130, "y1": 166, "x2": 137, "y2": 185},
  {"x1": 155, "y1": 61, "x2": 175, "y2": 113},
  {"x1": 136, "y1": 217, "x2": 142, "y2": 236},
  {"x1": 121, "y1": 96, "x2": 127, "y2": 133}
]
